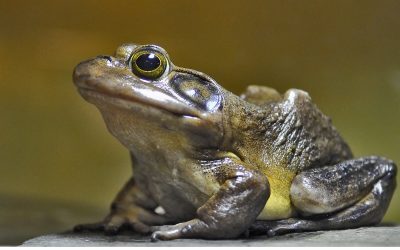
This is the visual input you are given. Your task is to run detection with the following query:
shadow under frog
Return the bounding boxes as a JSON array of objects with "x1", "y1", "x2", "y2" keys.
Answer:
[{"x1": 72, "y1": 43, "x2": 397, "y2": 241}]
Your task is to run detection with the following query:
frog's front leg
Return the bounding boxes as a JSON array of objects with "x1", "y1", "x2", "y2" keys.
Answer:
[
  {"x1": 74, "y1": 177, "x2": 170, "y2": 235},
  {"x1": 249, "y1": 156, "x2": 396, "y2": 236},
  {"x1": 150, "y1": 157, "x2": 270, "y2": 241}
]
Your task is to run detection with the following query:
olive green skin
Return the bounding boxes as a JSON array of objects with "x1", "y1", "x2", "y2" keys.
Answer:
[{"x1": 72, "y1": 44, "x2": 396, "y2": 240}]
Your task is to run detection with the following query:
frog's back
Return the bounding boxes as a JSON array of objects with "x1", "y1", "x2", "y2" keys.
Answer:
[{"x1": 264, "y1": 89, "x2": 353, "y2": 172}]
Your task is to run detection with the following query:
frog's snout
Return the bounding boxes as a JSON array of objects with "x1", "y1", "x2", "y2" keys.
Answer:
[
  {"x1": 73, "y1": 56, "x2": 109, "y2": 89},
  {"x1": 73, "y1": 58, "x2": 94, "y2": 86}
]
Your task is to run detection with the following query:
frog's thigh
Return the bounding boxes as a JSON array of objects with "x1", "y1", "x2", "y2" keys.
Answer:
[
  {"x1": 290, "y1": 156, "x2": 396, "y2": 216},
  {"x1": 249, "y1": 156, "x2": 396, "y2": 236}
]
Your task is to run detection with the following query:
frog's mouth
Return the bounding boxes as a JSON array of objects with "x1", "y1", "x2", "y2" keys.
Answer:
[{"x1": 75, "y1": 75, "x2": 204, "y2": 120}]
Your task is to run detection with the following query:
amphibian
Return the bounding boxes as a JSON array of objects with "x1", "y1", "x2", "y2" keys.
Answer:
[{"x1": 72, "y1": 44, "x2": 397, "y2": 240}]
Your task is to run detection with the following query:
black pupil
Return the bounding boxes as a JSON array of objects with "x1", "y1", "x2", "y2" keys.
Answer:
[{"x1": 135, "y1": 53, "x2": 161, "y2": 71}]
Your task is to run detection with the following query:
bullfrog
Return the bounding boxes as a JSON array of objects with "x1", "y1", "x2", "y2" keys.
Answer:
[{"x1": 72, "y1": 43, "x2": 397, "y2": 241}]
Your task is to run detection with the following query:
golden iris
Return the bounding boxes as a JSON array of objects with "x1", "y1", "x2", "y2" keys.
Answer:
[{"x1": 130, "y1": 50, "x2": 167, "y2": 80}]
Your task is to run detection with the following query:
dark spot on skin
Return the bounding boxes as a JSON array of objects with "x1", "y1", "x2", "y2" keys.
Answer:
[{"x1": 97, "y1": 55, "x2": 112, "y2": 62}]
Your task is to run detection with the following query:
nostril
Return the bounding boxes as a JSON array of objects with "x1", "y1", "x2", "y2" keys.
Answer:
[{"x1": 97, "y1": 55, "x2": 112, "y2": 62}]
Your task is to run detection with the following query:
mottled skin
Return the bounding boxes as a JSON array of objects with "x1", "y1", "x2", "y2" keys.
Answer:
[{"x1": 72, "y1": 44, "x2": 397, "y2": 240}]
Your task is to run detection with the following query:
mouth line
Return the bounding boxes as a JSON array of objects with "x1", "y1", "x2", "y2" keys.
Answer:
[{"x1": 77, "y1": 86, "x2": 200, "y2": 119}]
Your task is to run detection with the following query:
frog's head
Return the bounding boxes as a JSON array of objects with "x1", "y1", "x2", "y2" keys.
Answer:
[{"x1": 73, "y1": 44, "x2": 231, "y2": 149}]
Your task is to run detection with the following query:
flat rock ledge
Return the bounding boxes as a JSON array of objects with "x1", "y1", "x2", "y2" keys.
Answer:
[{"x1": 22, "y1": 225, "x2": 400, "y2": 247}]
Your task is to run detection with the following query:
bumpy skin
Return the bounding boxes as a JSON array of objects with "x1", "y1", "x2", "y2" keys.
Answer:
[{"x1": 72, "y1": 43, "x2": 397, "y2": 240}]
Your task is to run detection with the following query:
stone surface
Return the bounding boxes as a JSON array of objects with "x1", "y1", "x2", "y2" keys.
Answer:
[
  {"x1": 22, "y1": 225, "x2": 400, "y2": 247},
  {"x1": 0, "y1": 194, "x2": 105, "y2": 246}
]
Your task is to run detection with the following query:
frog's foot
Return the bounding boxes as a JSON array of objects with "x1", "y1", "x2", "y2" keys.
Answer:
[
  {"x1": 150, "y1": 217, "x2": 290, "y2": 241},
  {"x1": 74, "y1": 207, "x2": 157, "y2": 235},
  {"x1": 74, "y1": 205, "x2": 172, "y2": 235},
  {"x1": 75, "y1": 176, "x2": 173, "y2": 235}
]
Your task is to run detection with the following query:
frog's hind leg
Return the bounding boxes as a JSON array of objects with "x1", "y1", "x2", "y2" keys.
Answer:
[{"x1": 249, "y1": 156, "x2": 396, "y2": 236}]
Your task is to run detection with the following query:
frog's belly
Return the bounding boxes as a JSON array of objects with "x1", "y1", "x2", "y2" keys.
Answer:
[{"x1": 257, "y1": 170, "x2": 296, "y2": 220}]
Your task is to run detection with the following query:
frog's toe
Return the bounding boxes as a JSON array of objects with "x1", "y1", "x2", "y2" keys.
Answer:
[
  {"x1": 150, "y1": 231, "x2": 163, "y2": 242},
  {"x1": 265, "y1": 223, "x2": 302, "y2": 237},
  {"x1": 249, "y1": 218, "x2": 308, "y2": 237},
  {"x1": 149, "y1": 224, "x2": 187, "y2": 241},
  {"x1": 74, "y1": 214, "x2": 151, "y2": 235},
  {"x1": 130, "y1": 221, "x2": 151, "y2": 234},
  {"x1": 103, "y1": 224, "x2": 121, "y2": 235},
  {"x1": 106, "y1": 215, "x2": 151, "y2": 234},
  {"x1": 266, "y1": 226, "x2": 290, "y2": 237},
  {"x1": 73, "y1": 220, "x2": 124, "y2": 234},
  {"x1": 73, "y1": 222, "x2": 105, "y2": 232},
  {"x1": 104, "y1": 221, "x2": 150, "y2": 235},
  {"x1": 149, "y1": 224, "x2": 174, "y2": 232},
  {"x1": 150, "y1": 229, "x2": 181, "y2": 241}
]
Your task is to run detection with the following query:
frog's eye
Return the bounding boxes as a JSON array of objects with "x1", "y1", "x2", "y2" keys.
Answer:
[
  {"x1": 130, "y1": 50, "x2": 168, "y2": 80},
  {"x1": 172, "y1": 74, "x2": 221, "y2": 111}
]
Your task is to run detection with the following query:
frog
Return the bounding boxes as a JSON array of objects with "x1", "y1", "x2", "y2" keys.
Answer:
[{"x1": 72, "y1": 43, "x2": 397, "y2": 241}]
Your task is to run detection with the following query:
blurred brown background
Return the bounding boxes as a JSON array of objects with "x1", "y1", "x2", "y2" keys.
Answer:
[{"x1": 0, "y1": 0, "x2": 399, "y2": 245}]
